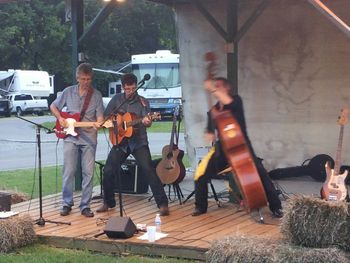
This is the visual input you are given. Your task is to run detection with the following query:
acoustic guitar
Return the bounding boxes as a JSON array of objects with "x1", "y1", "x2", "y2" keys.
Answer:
[
  {"x1": 205, "y1": 52, "x2": 267, "y2": 212},
  {"x1": 108, "y1": 112, "x2": 161, "y2": 145},
  {"x1": 55, "y1": 112, "x2": 113, "y2": 139},
  {"x1": 321, "y1": 108, "x2": 349, "y2": 201},
  {"x1": 156, "y1": 106, "x2": 186, "y2": 185}
]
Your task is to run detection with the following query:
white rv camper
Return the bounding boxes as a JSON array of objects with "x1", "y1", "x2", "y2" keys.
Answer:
[
  {"x1": 99, "y1": 50, "x2": 182, "y2": 116},
  {"x1": 0, "y1": 70, "x2": 54, "y2": 98}
]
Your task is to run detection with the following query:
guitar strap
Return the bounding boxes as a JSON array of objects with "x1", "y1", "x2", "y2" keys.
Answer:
[{"x1": 79, "y1": 87, "x2": 93, "y2": 121}]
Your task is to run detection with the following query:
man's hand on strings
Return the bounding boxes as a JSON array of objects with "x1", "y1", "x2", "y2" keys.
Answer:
[
  {"x1": 93, "y1": 116, "x2": 105, "y2": 130},
  {"x1": 58, "y1": 117, "x2": 68, "y2": 128},
  {"x1": 142, "y1": 114, "x2": 152, "y2": 127}
]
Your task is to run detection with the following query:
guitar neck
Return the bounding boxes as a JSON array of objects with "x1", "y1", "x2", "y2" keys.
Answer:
[
  {"x1": 334, "y1": 125, "x2": 344, "y2": 174},
  {"x1": 127, "y1": 118, "x2": 143, "y2": 128},
  {"x1": 74, "y1": 122, "x2": 97, "y2": 128}
]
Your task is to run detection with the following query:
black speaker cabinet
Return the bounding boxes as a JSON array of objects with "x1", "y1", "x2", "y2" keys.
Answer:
[
  {"x1": 0, "y1": 192, "x2": 11, "y2": 211},
  {"x1": 104, "y1": 216, "x2": 136, "y2": 239},
  {"x1": 114, "y1": 159, "x2": 149, "y2": 194}
]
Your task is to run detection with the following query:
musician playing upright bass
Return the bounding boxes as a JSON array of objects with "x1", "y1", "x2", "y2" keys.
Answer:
[
  {"x1": 192, "y1": 77, "x2": 283, "y2": 218},
  {"x1": 96, "y1": 73, "x2": 170, "y2": 216}
]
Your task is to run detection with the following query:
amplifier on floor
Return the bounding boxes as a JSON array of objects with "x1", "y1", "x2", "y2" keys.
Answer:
[{"x1": 114, "y1": 159, "x2": 149, "y2": 194}]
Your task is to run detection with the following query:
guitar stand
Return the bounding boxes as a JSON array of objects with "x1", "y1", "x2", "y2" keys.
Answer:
[
  {"x1": 148, "y1": 183, "x2": 184, "y2": 205},
  {"x1": 168, "y1": 183, "x2": 184, "y2": 204},
  {"x1": 183, "y1": 180, "x2": 221, "y2": 207},
  {"x1": 257, "y1": 208, "x2": 264, "y2": 224}
]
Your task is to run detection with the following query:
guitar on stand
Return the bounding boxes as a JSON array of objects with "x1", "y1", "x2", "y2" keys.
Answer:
[
  {"x1": 156, "y1": 106, "x2": 186, "y2": 204},
  {"x1": 156, "y1": 106, "x2": 186, "y2": 185},
  {"x1": 321, "y1": 108, "x2": 349, "y2": 201}
]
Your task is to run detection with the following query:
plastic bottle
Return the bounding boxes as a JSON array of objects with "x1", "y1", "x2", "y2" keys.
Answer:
[{"x1": 155, "y1": 213, "x2": 161, "y2": 233}]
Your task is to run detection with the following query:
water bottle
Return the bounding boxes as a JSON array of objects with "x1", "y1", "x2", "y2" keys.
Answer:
[{"x1": 155, "y1": 213, "x2": 161, "y2": 233}]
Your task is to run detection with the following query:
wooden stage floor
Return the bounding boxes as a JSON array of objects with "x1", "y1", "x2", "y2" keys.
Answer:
[{"x1": 11, "y1": 191, "x2": 282, "y2": 260}]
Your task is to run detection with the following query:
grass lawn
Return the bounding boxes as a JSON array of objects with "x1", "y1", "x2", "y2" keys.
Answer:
[
  {"x1": 0, "y1": 155, "x2": 189, "y2": 199},
  {"x1": 0, "y1": 244, "x2": 197, "y2": 263}
]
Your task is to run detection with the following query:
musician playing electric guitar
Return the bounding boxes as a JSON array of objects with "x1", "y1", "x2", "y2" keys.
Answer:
[
  {"x1": 96, "y1": 73, "x2": 170, "y2": 216},
  {"x1": 192, "y1": 76, "x2": 283, "y2": 218},
  {"x1": 50, "y1": 63, "x2": 104, "y2": 218}
]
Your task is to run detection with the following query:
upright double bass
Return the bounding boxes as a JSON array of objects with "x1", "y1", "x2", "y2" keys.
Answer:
[{"x1": 205, "y1": 52, "x2": 267, "y2": 212}]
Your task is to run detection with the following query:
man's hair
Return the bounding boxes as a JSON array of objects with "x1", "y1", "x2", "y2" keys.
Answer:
[
  {"x1": 214, "y1": 77, "x2": 230, "y2": 86},
  {"x1": 121, "y1": 73, "x2": 137, "y2": 86},
  {"x1": 214, "y1": 77, "x2": 235, "y2": 96},
  {"x1": 76, "y1": 63, "x2": 93, "y2": 77}
]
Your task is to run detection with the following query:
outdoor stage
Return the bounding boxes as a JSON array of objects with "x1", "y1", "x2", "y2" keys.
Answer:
[{"x1": 11, "y1": 190, "x2": 282, "y2": 261}]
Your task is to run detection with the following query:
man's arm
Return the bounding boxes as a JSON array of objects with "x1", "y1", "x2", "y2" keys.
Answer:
[{"x1": 50, "y1": 103, "x2": 67, "y2": 128}]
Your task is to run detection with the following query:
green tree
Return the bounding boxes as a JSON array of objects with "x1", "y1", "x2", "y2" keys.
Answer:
[{"x1": 0, "y1": 0, "x2": 177, "y2": 93}]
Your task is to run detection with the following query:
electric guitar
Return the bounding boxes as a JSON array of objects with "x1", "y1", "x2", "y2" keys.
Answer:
[
  {"x1": 109, "y1": 112, "x2": 161, "y2": 145},
  {"x1": 321, "y1": 108, "x2": 349, "y2": 201},
  {"x1": 156, "y1": 106, "x2": 186, "y2": 185},
  {"x1": 55, "y1": 112, "x2": 113, "y2": 139}
]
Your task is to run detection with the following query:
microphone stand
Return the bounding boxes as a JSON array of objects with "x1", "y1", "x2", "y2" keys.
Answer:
[
  {"x1": 101, "y1": 78, "x2": 149, "y2": 217},
  {"x1": 16, "y1": 116, "x2": 71, "y2": 226}
]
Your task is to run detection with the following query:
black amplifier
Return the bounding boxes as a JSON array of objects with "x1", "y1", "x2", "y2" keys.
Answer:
[{"x1": 114, "y1": 159, "x2": 149, "y2": 194}]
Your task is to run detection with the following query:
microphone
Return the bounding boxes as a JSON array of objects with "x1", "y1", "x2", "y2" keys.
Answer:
[{"x1": 138, "y1": 74, "x2": 151, "y2": 85}]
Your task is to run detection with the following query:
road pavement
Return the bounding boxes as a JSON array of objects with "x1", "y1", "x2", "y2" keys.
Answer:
[
  {"x1": 0, "y1": 115, "x2": 322, "y2": 200},
  {"x1": 0, "y1": 115, "x2": 185, "y2": 171}
]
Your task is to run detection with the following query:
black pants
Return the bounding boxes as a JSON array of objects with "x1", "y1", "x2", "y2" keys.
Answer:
[
  {"x1": 194, "y1": 147, "x2": 282, "y2": 213},
  {"x1": 103, "y1": 145, "x2": 168, "y2": 208}
]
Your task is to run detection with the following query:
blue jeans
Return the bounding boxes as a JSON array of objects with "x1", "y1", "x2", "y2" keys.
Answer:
[
  {"x1": 103, "y1": 145, "x2": 168, "y2": 208},
  {"x1": 62, "y1": 141, "x2": 96, "y2": 211}
]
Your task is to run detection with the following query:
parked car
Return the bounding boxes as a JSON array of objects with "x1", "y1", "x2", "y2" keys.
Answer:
[
  {"x1": 6, "y1": 93, "x2": 48, "y2": 116},
  {"x1": 0, "y1": 95, "x2": 12, "y2": 117}
]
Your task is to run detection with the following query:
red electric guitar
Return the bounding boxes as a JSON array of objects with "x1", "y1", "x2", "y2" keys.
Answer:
[{"x1": 55, "y1": 112, "x2": 113, "y2": 139}]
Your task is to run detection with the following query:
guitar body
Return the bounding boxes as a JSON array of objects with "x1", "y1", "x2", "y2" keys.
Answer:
[
  {"x1": 156, "y1": 144, "x2": 186, "y2": 185},
  {"x1": 211, "y1": 108, "x2": 267, "y2": 212},
  {"x1": 55, "y1": 112, "x2": 81, "y2": 139},
  {"x1": 109, "y1": 112, "x2": 137, "y2": 145},
  {"x1": 109, "y1": 112, "x2": 161, "y2": 145},
  {"x1": 321, "y1": 162, "x2": 348, "y2": 201}
]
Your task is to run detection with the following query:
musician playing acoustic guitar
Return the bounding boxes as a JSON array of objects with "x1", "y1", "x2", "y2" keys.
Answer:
[
  {"x1": 96, "y1": 73, "x2": 169, "y2": 216},
  {"x1": 192, "y1": 77, "x2": 283, "y2": 218}
]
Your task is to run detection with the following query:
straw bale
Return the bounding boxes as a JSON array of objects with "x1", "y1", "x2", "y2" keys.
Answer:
[
  {"x1": 206, "y1": 236, "x2": 278, "y2": 263},
  {"x1": 0, "y1": 189, "x2": 28, "y2": 204},
  {"x1": 276, "y1": 246, "x2": 349, "y2": 263},
  {"x1": 206, "y1": 235, "x2": 350, "y2": 263},
  {"x1": 280, "y1": 195, "x2": 350, "y2": 251},
  {"x1": 0, "y1": 215, "x2": 36, "y2": 253}
]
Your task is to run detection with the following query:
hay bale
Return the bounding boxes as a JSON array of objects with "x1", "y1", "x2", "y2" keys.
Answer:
[
  {"x1": 0, "y1": 215, "x2": 36, "y2": 253},
  {"x1": 281, "y1": 195, "x2": 350, "y2": 251},
  {"x1": 10, "y1": 191, "x2": 28, "y2": 204},
  {"x1": 206, "y1": 236, "x2": 278, "y2": 263},
  {"x1": 0, "y1": 189, "x2": 28, "y2": 204},
  {"x1": 276, "y1": 246, "x2": 349, "y2": 263},
  {"x1": 206, "y1": 235, "x2": 350, "y2": 263}
]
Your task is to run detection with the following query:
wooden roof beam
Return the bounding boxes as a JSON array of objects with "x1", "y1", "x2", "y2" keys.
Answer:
[{"x1": 308, "y1": 0, "x2": 350, "y2": 39}]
